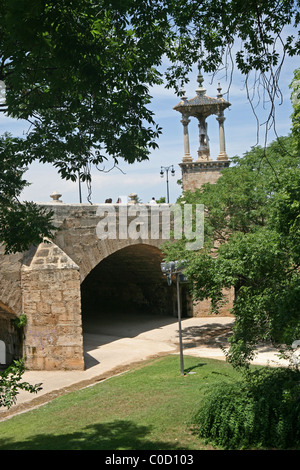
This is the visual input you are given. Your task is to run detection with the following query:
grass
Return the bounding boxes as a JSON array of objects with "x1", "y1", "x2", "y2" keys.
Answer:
[{"x1": 0, "y1": 355, "x2": 243, "y2": 450}]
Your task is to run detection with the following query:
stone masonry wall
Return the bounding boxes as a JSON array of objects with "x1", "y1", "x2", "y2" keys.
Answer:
[
  {"x1": 180, "y1": 161, "x2": 230, "y2": 192},
  {"x1": 193, "y1": 288, "x2": 234, "y2": 317},
  {"x1": 21, "y1": 240, "x2": 84, "y2": 370},
  {"x1": 0, "y1": 246, "x2": 23, "y2": 315},
  {"x1": 47, "y1": 203, "x2": 167, "y2": 282}
]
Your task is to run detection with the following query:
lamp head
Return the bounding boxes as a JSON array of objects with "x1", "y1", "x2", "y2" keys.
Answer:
[{"x1": 160, "y1": 262, "x2": 167, "y2": 274}]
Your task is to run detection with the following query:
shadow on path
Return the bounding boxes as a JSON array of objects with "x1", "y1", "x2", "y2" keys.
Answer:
[{"x1": 181, "y1": 322, "x2": 234, "y2": 349}]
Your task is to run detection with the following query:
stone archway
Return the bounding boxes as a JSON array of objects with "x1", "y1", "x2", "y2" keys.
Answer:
[
  {"x1": 80, "y1": 243, "x2": 193, "y2": 368},
  {"x1": 0, "y1": 203, "x2": 195, "y2": 371}
]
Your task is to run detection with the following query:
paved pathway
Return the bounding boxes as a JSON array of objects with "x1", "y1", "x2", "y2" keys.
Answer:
[{"x1": 0, "y1": 314, "x2": 289, "y2": 421}]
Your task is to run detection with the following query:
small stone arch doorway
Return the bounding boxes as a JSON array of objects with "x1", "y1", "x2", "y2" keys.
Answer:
[
  {"x1": 0, "y1": 303, "x2": 23, "y2": 369},
  {"x1": 81, "y1": 244, "x2": 180, "y2": 320}
]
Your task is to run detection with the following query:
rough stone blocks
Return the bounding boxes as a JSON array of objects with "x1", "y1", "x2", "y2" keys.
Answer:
[{"x1": 21, "y1": 240, "x2": 84, "y2": 371}]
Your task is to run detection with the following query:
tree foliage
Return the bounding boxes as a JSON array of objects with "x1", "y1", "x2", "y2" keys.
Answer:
[
  {"x1": 163, "y1": 132, "x2": 300, "y2": 368},
  {"x1": 291, "y1": 68, "x2": 300, "y2": 152},
  {"x1": 0, "y1": 0, "x2": 164, "y2": 176},
  {"x1": 194, "y1": 367, "x2": 300, "y2": 449},
  {"x1": 0, "y1": 0, "x2": 299, "y2": 252},
  {"x1": 0, "y1": 133, "x2": 55, "y2": 253},
  {"x1": 163, "y1": 70, "x2": 300, "y2": 448},
  {"x1": 0, "y1": 359, "x2": 42, "y2": 409}
]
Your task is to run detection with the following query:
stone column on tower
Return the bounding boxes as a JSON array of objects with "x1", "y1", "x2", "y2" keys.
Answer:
[
  {"x1": 178, "y1": 88, "x2": 193, "y2": 163},
  {"x1": 181, "y1": 113, "x2": 193, "y2": 162},
  {"x1": 216, "y1": 83, "x2": 228, "y2": 161}
]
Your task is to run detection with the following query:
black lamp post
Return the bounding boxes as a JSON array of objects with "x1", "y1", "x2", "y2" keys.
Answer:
[
  {"x1": 160, "y1": 165, "x2": 175, "y2": 203},
  {"x1": 161, "y1": 260, "x2": 188, "y2": 375}
]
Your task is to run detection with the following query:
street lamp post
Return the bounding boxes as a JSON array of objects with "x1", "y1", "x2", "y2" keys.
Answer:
[
  {"x1": 161, "y1": 260, "x2": 188, "y2": 375},
  {"x1": 160, "y1": 165, "x2": 175, "y2": 203},
  {"x1": 78, "y1": 171, "x2": 82, "y2": 203}
]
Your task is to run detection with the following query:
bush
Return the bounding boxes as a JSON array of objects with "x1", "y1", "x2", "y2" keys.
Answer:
[
  {"x1": 0, "y1": 359, "x2": 42, "y2": 409},
  {"x1": 193, "y1": 367, "x2": 300, "y2": 449}
]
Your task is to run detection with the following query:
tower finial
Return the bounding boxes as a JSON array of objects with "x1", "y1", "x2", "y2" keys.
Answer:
[
  {"x1": 196, "y1": 63, "x2": 206, "y2": 96},
  {"x1": 217, "y1": 83, "x2": 222, "y2": 98},
  {"x1": 179, "y1": 86, "x2": 187, "y2": 101}
]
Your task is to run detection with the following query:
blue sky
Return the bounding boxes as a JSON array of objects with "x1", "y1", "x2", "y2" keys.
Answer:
[{"x1": 0, "y1": 55, "x2": 296, "y2": 205}]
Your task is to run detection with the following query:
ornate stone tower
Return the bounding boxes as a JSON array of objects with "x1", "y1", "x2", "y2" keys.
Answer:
[{"x1": 174, "y1": 67, "x2": 231, "y2": 191}]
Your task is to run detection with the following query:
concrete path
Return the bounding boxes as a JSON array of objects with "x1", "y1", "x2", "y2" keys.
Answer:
[{"x1": 0, "y1": 314, "x2": 289, "y2": 421}]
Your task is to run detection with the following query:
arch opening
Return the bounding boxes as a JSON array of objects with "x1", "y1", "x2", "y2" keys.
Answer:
[
  {"x1": 81, "y1": 243, "x2": 193, "y2": 324},
  {"x1": 80, "y1": 244, "x2": 193, "y2": 369},
  {"x1": 0, "y1": 302, "x2": 23, "y2": 369},
  {"x1": 81, "y1": 244, "x2": 182, "y2": 320}
]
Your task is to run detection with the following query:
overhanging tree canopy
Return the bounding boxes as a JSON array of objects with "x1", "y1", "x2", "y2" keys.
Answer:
[
  {"x1": 0, "y1": 0, "x2": 299, "y2": 252},
  {"x1": 163, "y1": 132, "x2": 300, "y2": 368}
]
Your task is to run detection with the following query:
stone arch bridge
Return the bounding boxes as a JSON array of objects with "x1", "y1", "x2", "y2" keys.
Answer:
[{"x1": 0, "y1": 202, "x2": 197, "y2": 371}]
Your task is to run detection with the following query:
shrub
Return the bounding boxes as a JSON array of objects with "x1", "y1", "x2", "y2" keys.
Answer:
[
  {"x1": 193, "y1": 367, "x2": 300, "y2": 449},
  {"x1": 0, "y1": 359, "x2": 42, "y2": 409}
]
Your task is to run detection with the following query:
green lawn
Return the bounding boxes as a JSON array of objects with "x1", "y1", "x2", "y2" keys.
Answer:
[{"x1": 0, "y1": 355, "x2": 242, "y2": 450}]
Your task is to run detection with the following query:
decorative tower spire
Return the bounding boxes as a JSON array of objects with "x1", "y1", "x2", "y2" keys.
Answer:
[
  {"x1": 173, "y1": 68, "x2": 231, "y2": 184},
  {"x1": 179, "y1": 86, "x2": 187, "y2": 102},
  {"x1": 196, "y1": 64, "x2": 206, "y2": 96},
  {"x1": 217, "y1": 83, "x2": 222, "y2": 98}
]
